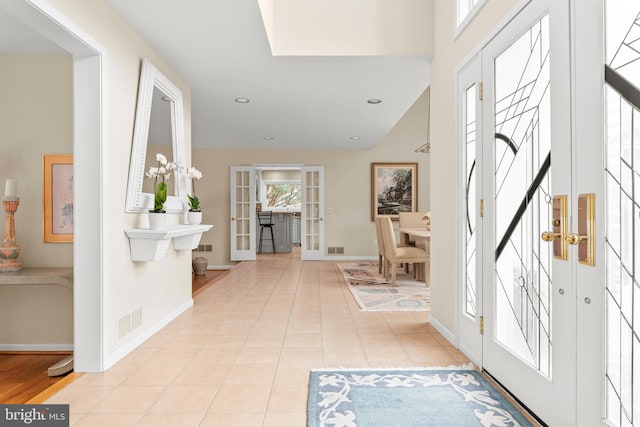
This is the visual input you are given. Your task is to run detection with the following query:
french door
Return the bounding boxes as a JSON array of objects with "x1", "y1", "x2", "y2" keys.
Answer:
[
  {"x1": 230, "y1": 165, "x2": 325, "y2": 261},
  {"x1": 458, "y1": 0, "x2": 640, "y2": 424}
]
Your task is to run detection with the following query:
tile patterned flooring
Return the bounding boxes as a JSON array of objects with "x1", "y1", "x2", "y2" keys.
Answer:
[{"x1": 46, "y1": 250, "x2": 469, "y2": 426}]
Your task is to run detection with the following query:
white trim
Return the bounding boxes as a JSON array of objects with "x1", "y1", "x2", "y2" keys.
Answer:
[
  {"x1": 1, "y1": 0, "x2": 108, "y2": 373},
  {"x1": 206, "y1": 264, "x2": 235, "y2": 270},
  {"x1": 103, "y1": 299, "x2": 193, "y2": 370},
  {"x1": 454, "y1": 0, "x2": 533, "y2": 71},
  {"x1": 324, "y1": 256, "x2": 377, "y2": 261},
  {"x1": 0, "y1": 344, "x2": 74, "y2": 352},
  {"x1": 428, "y1": 314, "x2": 456, "y2": 346},
  {"x1": 454, "y1": 0, "x2": 489, "y2": 40}
]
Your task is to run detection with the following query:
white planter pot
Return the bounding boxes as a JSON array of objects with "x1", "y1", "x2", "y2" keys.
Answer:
[
  {"x1": 187, "y1": 211, "x2": 202, "y2": 225},
  {"x1": 148, "y1": 211, "x2": 167, "y2": 230}
]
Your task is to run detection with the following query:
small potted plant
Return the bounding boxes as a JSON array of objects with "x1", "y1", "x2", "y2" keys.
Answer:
[
  {"x1": 186, "y1": 166, "x2": 203, "y2": 225},
  {"x1": 145, "y1": 153, "x2": 175, "y2": 229}
]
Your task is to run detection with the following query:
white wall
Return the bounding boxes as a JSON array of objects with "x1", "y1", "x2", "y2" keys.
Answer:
[
  {"x1": 429, "y1": 0, "x2": 520, "y2": 332},
  {"x1": 193, "y1": 88, "x2": 430, "y2": 265}
]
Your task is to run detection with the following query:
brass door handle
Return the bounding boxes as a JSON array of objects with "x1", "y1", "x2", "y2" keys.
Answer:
[
  {"x1": 231, "y1": 217, "x2": 236, "y2": 221},
  {"x1": 565, "y1": 232, "x2": 586, "y2": 245},
  {"x1": 541, "y1": 231, "x2": 562, "y2": 242},
  {"x1": 540, "y1": 195, "x2": 568, "y2": 260}
]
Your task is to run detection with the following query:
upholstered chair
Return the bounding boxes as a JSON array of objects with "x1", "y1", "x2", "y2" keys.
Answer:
[{"x1": 379, "y1": 216, "x2": 429, "y2": 287}]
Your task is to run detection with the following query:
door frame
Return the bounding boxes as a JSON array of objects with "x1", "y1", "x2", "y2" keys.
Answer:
[{"x1": 230, "y1": 163, "x2": 325, "y2": 260}]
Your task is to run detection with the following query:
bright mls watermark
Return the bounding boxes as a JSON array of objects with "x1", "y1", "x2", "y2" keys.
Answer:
[{"x1": 0, "y1": 405, "x2": 69, "y2": 427}]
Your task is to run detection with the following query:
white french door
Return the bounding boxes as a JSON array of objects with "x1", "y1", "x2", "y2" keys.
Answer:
[
  {"x1": 480, "y1": 3, "x2": 562, "y2": 422},
  {"x1": 457, "y1": 0, "x2": 639, "y2": 424},
  {"x1": 230, "y1": 166, "x2": 256, "y2": 261},
  {"x1": 300, "y1": 166, "x2": 324, "y2": 260},
  {"x1": 230, "y1": 165, "x2": 324, "y2": 261}
]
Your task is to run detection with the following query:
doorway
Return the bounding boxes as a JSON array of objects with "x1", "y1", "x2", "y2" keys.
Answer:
[
  {"x1": 2, "y1": 1, "x2": 105, "y2": 372},
  {"x1": 230, "y1": 164, "x2": 325, "y2": 261}
]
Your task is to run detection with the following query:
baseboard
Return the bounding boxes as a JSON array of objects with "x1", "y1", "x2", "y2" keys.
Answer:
[
  {"x1": 0, "y1": 344, "x2": 74, "y2": 351},
  {"x1": 103, "y1": 298, "x2": 194, "y2": 370},
  {"x1": 428, "y1": 315, "x2": 456, "y2": 346},
  {"x1": 324, "y1": 256, "x2": 378, "y2": 261},
  {"x1": 206, "y1": 265, "x2": 235, "y2": 270}
]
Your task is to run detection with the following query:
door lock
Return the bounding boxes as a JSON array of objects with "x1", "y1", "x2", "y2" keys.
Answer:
[{"x1": 540, "y1": 195, "x2": 568, "y2": 260}]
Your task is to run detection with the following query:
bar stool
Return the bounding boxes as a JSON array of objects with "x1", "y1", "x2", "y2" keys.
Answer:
[{"x1": 257, "y1": 211, "x2": 276, "y2": 254}]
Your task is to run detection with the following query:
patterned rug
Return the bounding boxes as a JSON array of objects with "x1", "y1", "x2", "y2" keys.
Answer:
[
  {"x1": 308, "y1": 367, "x2": 534, "y2": 427},
  {"x1": 338, "y1": 263, "x2": 430, "y2": 311}
]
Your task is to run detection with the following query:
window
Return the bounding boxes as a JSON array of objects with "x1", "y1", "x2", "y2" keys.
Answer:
[
  {"x1": 263, "y1": 181, "x2": 301, "y2": 209},
  {"x1": 455, "y1": 0, "x2": 487, "y2": 38}
]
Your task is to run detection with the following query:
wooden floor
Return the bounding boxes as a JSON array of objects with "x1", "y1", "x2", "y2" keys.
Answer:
[
  {"x1": 0, "y1": 353, "x2": 72, "y2": 404},
  {"x1": 192, "y1": 268, "x2": 230, "y2": 296},
  {"x1": 2, "y1": 269, "x2": 230, "y2": 404}
]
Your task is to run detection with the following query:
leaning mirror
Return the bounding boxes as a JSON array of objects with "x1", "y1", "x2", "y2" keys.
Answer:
[{"x1": 125, "y1": 59, "x2": 186, "y2": 213}]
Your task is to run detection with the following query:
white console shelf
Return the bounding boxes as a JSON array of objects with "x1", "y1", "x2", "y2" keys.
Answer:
[{"x1": 124, "y1": 224, "x2": 213, "y2": 261}]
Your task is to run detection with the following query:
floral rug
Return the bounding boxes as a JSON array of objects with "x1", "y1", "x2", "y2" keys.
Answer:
[
  {"x1": 308, "y1": 367, "x2": 534, "y2": 427},
  {"x1": 338, "y1": 263, "x2": 430, "y2": 311}
]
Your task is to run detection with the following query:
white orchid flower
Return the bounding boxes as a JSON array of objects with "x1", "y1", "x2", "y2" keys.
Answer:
[
  {"x1": 145, "y1": 167, "x2": 159, "y2": 178},
  {"x1": 166, "y1": 162, "x2": 176, "y2": 171},
  {"x1": 156, "y1": 153, "x2": 168, "y2": 165},
  {"x1": 158, "y1": 166, "x2": 166, "y2": 174}
]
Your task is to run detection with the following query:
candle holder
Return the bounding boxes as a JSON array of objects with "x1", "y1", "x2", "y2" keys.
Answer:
[{"x1": 0, "y1": 196, "x2": 22, "y2": 272}]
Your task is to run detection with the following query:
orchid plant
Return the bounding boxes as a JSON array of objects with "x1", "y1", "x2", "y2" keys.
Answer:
[
  {"x1": 186, "y1": 166, "x2": 203, "y2": 212},
  {"x1": 145, "y1": 153, "x2": 176, "y2": 212}
]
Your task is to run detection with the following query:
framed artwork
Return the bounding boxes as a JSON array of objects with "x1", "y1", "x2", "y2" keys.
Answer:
[
  {"x1": 371, "y1": 162, "x2": 418, "y2": 221},
  {"x1": 43, "y1": 154, "x2": 73, "y2": 242}
]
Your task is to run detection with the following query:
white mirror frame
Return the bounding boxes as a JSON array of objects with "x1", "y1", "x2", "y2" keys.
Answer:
[{"x1": 125, "y1": 59, "x2": 187, "y2": 213}]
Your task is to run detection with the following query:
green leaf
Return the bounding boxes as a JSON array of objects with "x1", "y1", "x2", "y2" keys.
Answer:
[{"x1": 154, "y1": 181, "x2": 167, "y2": 211}]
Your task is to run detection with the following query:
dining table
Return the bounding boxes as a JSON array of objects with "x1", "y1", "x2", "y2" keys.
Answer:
[{"x1": 398, "y1": 227, "x2": 430, "y2": 285}]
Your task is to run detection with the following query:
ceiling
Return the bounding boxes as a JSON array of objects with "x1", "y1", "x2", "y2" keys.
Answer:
[{"x1": 1, "y1": 1, "x2": 430, "y2": 150}]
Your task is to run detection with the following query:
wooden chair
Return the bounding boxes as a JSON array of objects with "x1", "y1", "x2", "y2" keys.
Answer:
[
  {"x1": 375, "y1": 217, "x2": 386, "y2": 274},
  {"x1": 379, "y1": 217, "x2": 428, "y2": 287}
]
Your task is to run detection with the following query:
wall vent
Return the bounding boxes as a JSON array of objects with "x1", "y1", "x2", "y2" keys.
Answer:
[{"x1": 117, "y1": 314, "x2": 130, "y2": 341}]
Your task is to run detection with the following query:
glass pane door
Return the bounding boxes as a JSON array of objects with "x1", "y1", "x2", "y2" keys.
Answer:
[
  {"x1": 301, "y1": 166, "x2": 324, "y2": 260},
  {"x1": 230, "y1": 166, "x2": 256, "y2": 261}
]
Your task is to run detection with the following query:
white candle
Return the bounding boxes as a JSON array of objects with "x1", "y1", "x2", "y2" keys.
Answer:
[{"x1": 4, "y1": 179, "x2": 17, "y2": 198}]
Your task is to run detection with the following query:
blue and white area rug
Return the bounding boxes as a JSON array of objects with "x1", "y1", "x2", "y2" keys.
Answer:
[
  {"x1": 308, "y1": 367, "x2": 534, "y2": 427},
  {"x1": 338, "y1": 263, "x2": 430, "y2": 311}
]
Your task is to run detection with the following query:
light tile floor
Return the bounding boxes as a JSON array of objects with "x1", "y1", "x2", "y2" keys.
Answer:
[{"x1": 46, "y1": 250, "x2": 469, "y2": 426}]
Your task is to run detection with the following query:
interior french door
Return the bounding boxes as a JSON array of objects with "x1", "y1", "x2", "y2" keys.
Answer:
[
  {"x1": 230, "y1": 166, "x2": 256, "y2": 261},
  {"x1": 300, "y1": 166, "x2": 324, "y2": 260}
]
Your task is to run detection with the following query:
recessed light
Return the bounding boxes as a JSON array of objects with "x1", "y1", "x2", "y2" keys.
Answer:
[
  {"x1": 234, "y1": 97, "x2": 250, "y2": 103},
  {"x1": 350, "y1": 136, "x2": 361, "y2": 141},
  {"x1": 367, "y1": 99, "x2": 382, "y2": 104},
  {"x1": 263, "y1": 136, "x2": 274, "y2": 141}
]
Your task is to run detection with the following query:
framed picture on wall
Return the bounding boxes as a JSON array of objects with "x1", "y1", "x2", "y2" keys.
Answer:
[
  {"x1": 371, "y1": 162, "x2": 418, "y2": 221},
  {"x1": 43, "y1": 154, "x2": 73, "y2": 242}
]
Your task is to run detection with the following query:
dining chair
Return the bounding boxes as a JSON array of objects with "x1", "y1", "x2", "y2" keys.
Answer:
[
  {"x1": 379, "y1": 216, "x2": 428, "y2": 287},
  {"x1": 375, "y1": 217, "x2": 386, "y2": 274}
]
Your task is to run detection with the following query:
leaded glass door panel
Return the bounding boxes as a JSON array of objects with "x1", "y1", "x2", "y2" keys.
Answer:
[
  {"x1": 480, "y1": 1, "x2": 572, "y2": 422},
  {"x1": 602, "y1": 0, "x2": 640, "y2": 425},
  {"x1": 457, "y1": 53, "x2": 483, "y2": 366}
]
